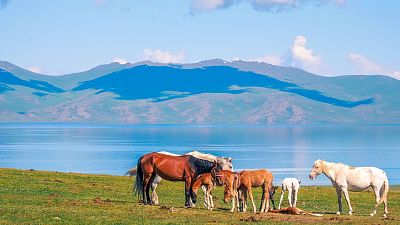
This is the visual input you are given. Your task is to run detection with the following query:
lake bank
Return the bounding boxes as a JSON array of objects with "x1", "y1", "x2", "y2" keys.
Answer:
[{"x1": 0, "y1": 168, "x2": 399, "y2": 224}]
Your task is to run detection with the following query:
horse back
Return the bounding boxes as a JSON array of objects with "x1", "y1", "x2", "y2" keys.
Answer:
[
  {"x1": 142, "y1": 152, "x2": 191, "y2": 181},
  {"x1": 239, "y1": 169, "x2": 273, "y2": 187}
]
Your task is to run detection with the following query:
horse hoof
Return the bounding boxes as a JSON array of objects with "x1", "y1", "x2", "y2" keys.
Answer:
[
  {"x1": 383, "y1": 214, "x2": 387, "y2": 218},
  {"x1": 336, "y1": 212, "x2": 341, "y2": 215},
  {"x1": 370, "y1": 213, "x2": 374, "y2": 217},
  {"x1": 348, "y1": 211, "x2": 352, "y2": 215}
]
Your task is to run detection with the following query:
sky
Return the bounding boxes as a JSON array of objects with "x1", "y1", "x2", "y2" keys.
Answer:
[{"x1": 0, "y1": 0, "x2": 399, "y2": 78}]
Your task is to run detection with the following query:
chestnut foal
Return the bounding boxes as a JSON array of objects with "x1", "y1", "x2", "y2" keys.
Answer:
[
  {"x1": 214, "y1": 170, "x2": 240, "y2": 212},
  {"x1": 237, "y1": 170, "x2": 274, "y2": 213},
  {"x1": 215, "y1": 169, "x2": 275, "y2": 213},
  {"x1": 192, "y1": 173, "x2": 215, "y2": 210}
]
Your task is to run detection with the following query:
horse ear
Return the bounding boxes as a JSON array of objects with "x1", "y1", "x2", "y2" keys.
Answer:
[{"x1": 298, "y1": 181, "x2": 302, "y2": 184}]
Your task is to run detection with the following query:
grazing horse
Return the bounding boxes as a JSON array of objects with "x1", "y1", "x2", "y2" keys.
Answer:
[
  {"x1": 278, "y1": 178, "x2": 301, "y2": 209},
  {"x1": 214, "y1": 170, "x2": 240, "y2": 212},
  {"x1": 142, "y1": 151, "x2": 233, "y2": 205},
  {"x1": 236, "y1": 170, "x2": 275, "y2": 213},
  {"x1": 309, "y1": 159, "x2": 389, "y2": 218},
  {"x1": 192, "y1": 173, "x2": 215, "y2": 210},
  {"x1": 133, "y1": 152, "x2": 222, "y2": 207}
]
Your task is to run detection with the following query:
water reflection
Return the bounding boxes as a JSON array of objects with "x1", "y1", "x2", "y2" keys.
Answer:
[{"x1": 0, "y1": 124, "x2": 399, "y2": 185}]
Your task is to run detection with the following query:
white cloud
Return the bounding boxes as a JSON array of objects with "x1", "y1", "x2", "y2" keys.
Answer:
[
  {"x1": 143, "y1": 49, "x2": 185, "y2": 64},
  {"x1": 253, "y1": 54, "x2": 282, "y2": 65},
  {"x1": 288, "y1": 35, "x2": 322, "y2": 73},
  {"x1": 113, "y1": 57, "x2": 129, "y2": 65},
  {"x1": 349, "y1": 53, "x2": 400, "y2": 80},
  {"x1": 28, "y1": 67, "x2": 42, "y2": 74},
  {"x1": 190, "y1": 0, "x2": 346, "y2": 12},
  {"x1": 191, "y1": 0, "x2": 235, "y2": 12}
]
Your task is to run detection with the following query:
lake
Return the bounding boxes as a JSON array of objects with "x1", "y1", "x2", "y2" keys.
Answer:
[{"x1": 0, "y1": 124, "x2": 399, "y2": 185}]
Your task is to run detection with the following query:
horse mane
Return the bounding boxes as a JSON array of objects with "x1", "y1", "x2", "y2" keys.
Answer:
[
  {"x1": 158, "y1": 151, "x2": 179, "y2": 156},
  {"x1": 188, "y1": 156, "x2": 222, "y2": 176},
  {"x1": 185, "y1": 151, "x2": 217, "y2": 161},
  {"x1": 186, "y1": 151, "x2": 232, "y2": 171}
]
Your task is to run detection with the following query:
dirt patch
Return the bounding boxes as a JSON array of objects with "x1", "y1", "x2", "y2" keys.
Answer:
[
  {"x1": 43, "y1": 179, "x2": 64, "y2": 183},
  {"x1": 93, "y1": 196, "x2": 112, "y2": 204},
  {"x1": 239, "y1": 213, "x2": 348, "y2": 224},
  {"x1": 160, "y1": 205, "x2": 179, "y2": 212}
]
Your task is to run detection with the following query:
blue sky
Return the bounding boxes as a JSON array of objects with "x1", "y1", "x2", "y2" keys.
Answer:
[{"x1": 0, "y1": 0, "x2": 399, "y2": 78}]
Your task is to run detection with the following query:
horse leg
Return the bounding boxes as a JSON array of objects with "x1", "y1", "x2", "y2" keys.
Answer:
[
  {"x1": 142, "y1": 173, "x2": 152, "y2": 205},
  {"x1": 293, "y1": 189, "x2": 298, "y2": 208},
  {"x1": 230, "y1": 190, "x2": 236, "y2": 212},
  {"x1": 370, "y1": 187, "x2": 381, "y2": 217},
  {"x1": 287, "y1": 189, "x2": 293, "y2": 207},
  {"x1": 202, "y1": 185, "x2": 208, "y2": 208},
  {"x1": 247, "y1": 185, "x2": 257, "y2": 214},
  {"x1": 269, "y1": 191, "x2": 275, "y2": 210},
  {"x1": 240, "y1": 188, "x2": 248, "y2": 212},
  {"x1": 151, "y1": 174, "x2": 161, "y2": 205},
  {"x1": 278, "y1": 190, "x2": 284, "y2": 209},
  {"x1": 383, "y1": 197, "x2": 388, "y2": 218},
  {"x1": 146, "y1": 173, "x2": 157, "y2": 205},
  {"x1": 266, "y1": 186, "x2": 270, "y2": 212},
  {"x1": 342, "y1": 188, "x2": 353, "y2": 215},
  {"x1": 336, "y1": 189, "x2": 343, "y2": 215},
  {"x1": 260, "y1": 186, "x2": 266, "y2": 212},
  {"x1": 184, "y1": 178, "x2": 192, "y2": 207}
]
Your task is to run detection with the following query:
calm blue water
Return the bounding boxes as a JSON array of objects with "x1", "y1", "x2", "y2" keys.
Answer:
[{"x1": 0, "y1": 124, "x2": 399, "y2": 185}]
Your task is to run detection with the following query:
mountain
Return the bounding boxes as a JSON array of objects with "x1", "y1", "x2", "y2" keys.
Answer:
[{"x1": 0, "y1": 60, "x2": 399, "y2": 124}]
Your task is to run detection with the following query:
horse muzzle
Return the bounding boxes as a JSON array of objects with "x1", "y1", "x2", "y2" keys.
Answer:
[{"x1": 309, "y1": 172, "x2": 316, "y2": 180}]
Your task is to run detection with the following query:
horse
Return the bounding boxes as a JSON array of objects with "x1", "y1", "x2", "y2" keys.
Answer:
[
  {"x1": 130, "y1": 150, "x2": 233, "y2": 205},
  {"x1": 133, "y1": 152, "x2": 222, "y2": 207},
  {"x1": 278, "y1": 178, "x2": 301, "y2": 209},
  {"x1": 309, "y1": 159, "x2": 389, "y2": 218},
  {"x1": 192, "y1": 173, "x2": 215, "y2": 210},
  {"x1": 214, "y1": 170, "x2": 240, "y2": 212},
  {"x1": 268, "y1": 207, "x2": 323, "y2": 217},
  {"x1": 235, "y1": 170, "x2": 275, "y2": 213}
]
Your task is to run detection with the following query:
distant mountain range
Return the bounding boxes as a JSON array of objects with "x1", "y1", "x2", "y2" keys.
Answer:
[{"x1": 1, "y1": 60, "x2": 399, "y2": 124}]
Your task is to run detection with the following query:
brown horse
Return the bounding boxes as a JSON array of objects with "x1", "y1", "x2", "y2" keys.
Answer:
[
  {"x1": 236, "y1": 170, "x2": 274, "y2": 213},
  {"x1": 268, "y1": 207, "x2": 323, "y2": 217},
  {"x1": 192, "y1": 173, "x2": 215, "y2": 210},
  {"x1": 214, "y1": 170, "x2": 240, "y2": 212},
  {"x1": 133, "y1": 152, "x2": 222, "y2": 207}
]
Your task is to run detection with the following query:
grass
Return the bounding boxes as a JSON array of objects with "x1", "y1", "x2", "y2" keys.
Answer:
[{"x1": 0, "y1": 168, "x2": 399, "y2": 225}]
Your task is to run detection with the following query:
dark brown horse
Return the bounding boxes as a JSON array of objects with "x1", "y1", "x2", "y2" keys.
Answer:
[{"x1": 133, "y1": 152, "x2": 222, "y2": 207}]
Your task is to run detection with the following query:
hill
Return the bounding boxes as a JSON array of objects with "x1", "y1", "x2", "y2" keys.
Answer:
[{"x1": 1, "y1": 60, "x2": 399, "y2": 124}]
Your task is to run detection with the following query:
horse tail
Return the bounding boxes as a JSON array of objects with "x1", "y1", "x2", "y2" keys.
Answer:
[
  {"x1": 378, "y1": 175, "x2": 389, "y2": 205},
  {"x1": 133, "y1": 156, "x2": 144, "y2": 200},
  {"x1": 125, "y1": 167, "x2": 137, "y2": 177}
]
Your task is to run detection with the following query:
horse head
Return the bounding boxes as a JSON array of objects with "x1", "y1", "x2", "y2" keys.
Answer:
[
  {"x1": 220, "y1": 157, "x2": 233, "y2": 171},
  {"x1": 309, "y1": 159, "x2": 325, "y2": 180}
]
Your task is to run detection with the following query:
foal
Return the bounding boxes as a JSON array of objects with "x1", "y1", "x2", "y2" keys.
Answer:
[
  {"x1": 214, "y1": 170, "x2": 240, "y2": 212},
  {"x1": 236, "y1": 170, "x2": 274, "y2": 213},
  {"x1": 192, "y1": 173, "x2": 215, "y2": 210},
  {"x1": 278, "y1": 178, "x2": 301, "y2": 209}
]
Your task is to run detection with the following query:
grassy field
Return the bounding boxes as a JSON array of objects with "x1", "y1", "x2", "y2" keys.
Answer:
[{"x1": 0, "y1": 168, "x2": 399, "y2": 224}]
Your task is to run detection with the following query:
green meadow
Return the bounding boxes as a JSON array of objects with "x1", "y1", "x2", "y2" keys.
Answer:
[{"x1": 0, "y1": 168, "x2": 399, "y2": 224}]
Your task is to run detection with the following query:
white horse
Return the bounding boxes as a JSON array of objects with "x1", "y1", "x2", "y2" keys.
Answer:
[
  {"x1": 131, "y1": 151, "x2": 233, "y2": 206},
  {"x1": 278, "y1": 178, "x2": 301, "y2": 209},
  {"x1": 309, "y1": 159, "x2": 389, "y2": 218}
]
